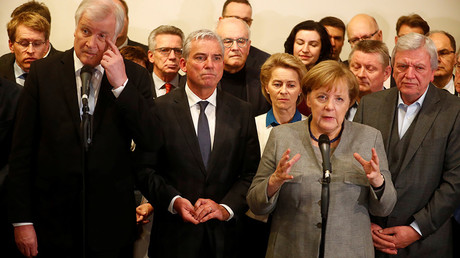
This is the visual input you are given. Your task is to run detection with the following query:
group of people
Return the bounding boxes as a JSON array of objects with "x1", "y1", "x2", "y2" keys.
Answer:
[{"x1": 1, "y1": 0, "x2": 460, "y2": 258}]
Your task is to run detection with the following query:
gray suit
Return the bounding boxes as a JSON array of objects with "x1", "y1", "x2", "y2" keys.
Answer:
[
  {"x1": 247, "y1": 119, "x2": 396, "y2": 258},
  {"x1": 354, "y1": 85, "x2": 460, "y2": 257}
]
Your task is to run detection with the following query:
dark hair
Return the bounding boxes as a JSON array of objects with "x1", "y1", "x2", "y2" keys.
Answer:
[
  {"x1": 396, "y1": 14, "x2": 430, "y2": 35},
  {"x1": 11, "y1": 1, "x2": 51, "y2": 24},
  {"x1": 222, "y1": 0, "x2": 251, "y2": 16},
  {"x1": 319, "y1": 16, "x2": 345, "y2": 37},
  {"x1": 120, "y1": 45, "x2": 149, "y2": 69},
  {"x1": 284, "y1": 20, "x2": 332, "y2": 66}
]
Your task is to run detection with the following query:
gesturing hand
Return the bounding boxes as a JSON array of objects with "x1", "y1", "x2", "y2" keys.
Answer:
[
  {"x1": 267, "y1": 148, "x2": 300, "y2": 198},
  {"x1": 136, "y1": 203, "x2": 154, "y2": 224},
  {"x1": 101, "y1": 38, "x2": 128, "y2": 88},
  {"x1": 354, "y1": 148, "x2": 384, "y2": 188}
]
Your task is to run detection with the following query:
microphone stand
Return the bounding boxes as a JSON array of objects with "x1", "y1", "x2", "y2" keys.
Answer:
[
  {"x1": 319, "y1": 135, "x2": 331, "y2": 258},
  {"x1": 80, "y1": 93, "x2": 92, "y2": 258}
]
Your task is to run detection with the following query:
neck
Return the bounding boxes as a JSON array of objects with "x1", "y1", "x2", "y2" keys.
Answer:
[
  {"x1": 155, "y1": 69, "x2": 176, "y2": 83},
  {"x1": 188, "y1": 83, "x2": 216, "y2": 100},
  {"x1": 433, "y1": 74, "x2": 452, "y2": 89},
  {"x1": 273, "y1": 106, "x2": 297, "y2": 124}
]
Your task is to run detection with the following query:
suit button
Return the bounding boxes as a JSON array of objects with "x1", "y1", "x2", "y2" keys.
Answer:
[{"x1": 316, "y1": 222, "x2": 322, "y2": 228}]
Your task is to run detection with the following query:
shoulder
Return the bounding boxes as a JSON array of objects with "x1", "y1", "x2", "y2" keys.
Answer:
[
  {"x1": 345, "y1": 120, "x2": 381, "y2": 137},
  {"x1": 0, "y1": 53, "x2": 15, "y2": 64},
  {"x1": 0, "y1": 77, "x2": 21, "y2": 100}
]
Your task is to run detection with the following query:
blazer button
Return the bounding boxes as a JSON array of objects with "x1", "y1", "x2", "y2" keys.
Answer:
[{"x1": 316, "y1": 222, "x2": 322, "y2": 228}]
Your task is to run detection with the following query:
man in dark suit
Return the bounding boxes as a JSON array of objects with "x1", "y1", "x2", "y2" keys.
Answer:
[
  {"x1": 354, "y1": 33, "x2": 460, "y2": 257},
  {"x1": 140, "y1": 29, "x2": 259, "y2": 258},
  {"x1": 147, "y1": 25, "x2": 186, "y2": 98},
  {"x1": 0, "y1": 12, "x2": 51, "y2": 86},
  {"x1": 7, "y1": 0, "x2": 155, "y2": 256},
  {"x1": 216, "y1": 17, "x2": 270, "y2": 117},
  {"x1": 428, "y1": 31, "x2": 457, "y2": 95}
]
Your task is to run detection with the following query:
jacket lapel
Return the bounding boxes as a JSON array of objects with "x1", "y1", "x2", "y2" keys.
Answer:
[
  {"x1": 399, "y1": 85, "x2": 440, "y2": 173},
  {"x1": 60, "y1": 50, "x2": 83, "y2": 141},
  {"x1": 173, "y1": 89, "x2": 208, "y2": 175},
  {"x1": 92, "y1": 75, "x2": 112, "y2": 135},
  {"x1": 379, "y1": 88, "x2": 399, "y2": 153}
]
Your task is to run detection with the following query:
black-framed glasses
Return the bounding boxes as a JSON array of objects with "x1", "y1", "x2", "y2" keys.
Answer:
[
  {"x1": 15, "y1": 40, "x2": 46, "y2": 49},
  {"x1": 348, "y1": 30, "x2": 379, "y2": 44},
  {"x1": 155, "y1": 47, "x2": 183, "y2": 56},
  {"x1": 222, "y1": 38, "x2": 248, "y2": 48},
  {"x1": 222, "y1": 15, "x2": 253, "y2": 26}
]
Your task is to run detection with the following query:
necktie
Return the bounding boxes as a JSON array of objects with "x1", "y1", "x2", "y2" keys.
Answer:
[
  {"x1": 198, "y1": 101, "x2": 211, "y2": 169},
  {"x1": 21, "y1": 73, "x2": 28, "y2": 80},
  {"x1": 164, "y1": 83, "x2": 172, "y2": 94}
]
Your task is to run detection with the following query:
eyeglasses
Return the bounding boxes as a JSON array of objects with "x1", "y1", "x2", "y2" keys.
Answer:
[
  {"x1": 222, "y1": 38, "x2": 248, "y2": 48},
  {"x1": 348, "y1": 30, "x2": 379, "y2": 45},
  {"x1": 155, "y1": 47, "x2": 183, "y2": 56},
  {"x1": 223, "y1": 15, "x2": 253, "y2": 26},
  {"x1": 15, "y1": 40, "x2": 46, "y2": 49},
  {"x1": 437, "y1": 49, "x2": 455, "y2": 57}
]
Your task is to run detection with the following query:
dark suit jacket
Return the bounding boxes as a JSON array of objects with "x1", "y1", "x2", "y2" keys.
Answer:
[
  {"x1": 140, "y1": 86, "x2": 260, "y2": 258},
  {"x1": 354, "y1": 85, "x2": 460, "y2": 257},
  {"x1": 7, "y1": 49, "x2": 155, "y2": 254},
  {"x1": 246, "y1": 45, "x2": 270, "y2": 71},
  {"x1": 0, "y1": 44, "x2": 61, "y2": 84}
]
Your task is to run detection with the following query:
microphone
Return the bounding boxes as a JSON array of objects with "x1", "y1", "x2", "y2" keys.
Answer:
[
  {"x1": 80, "y1": 65, "x2": 93, "y2": 113},
  {"x1": 318, "y1": 134, "x2": 332, "y2": 180}
]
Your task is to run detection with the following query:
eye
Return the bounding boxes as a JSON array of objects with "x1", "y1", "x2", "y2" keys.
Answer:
[
  {"x1": 213, "y1": 55, "x2": 222, "y2": 62},
  {"x1": 317, "y1": 95, "x2": 327, "y2": 102},
  {"x1": 82, "y1": 28, "x2": 90, "y2": 36},
  {"x1": 335, "y1": 97, "x2": 344, "y2": 103},
  {"x1": 415, "y1": 66, "x2": 426, "y2": 72},
  {"x1": 272, "y1": 82, "x2": 281, "y2": 88},
  {"x1": 366, "y1": 66, "x2": 377, "y2": 72},
  {"x1": 287, "y1": 82, "x2": 297, "y2": 88},
  {"x1": 194, "y1": 55, "x2": 206, "y2": 62},
  {"x1": 396, "y1": 64, "x2": 408, "y2": 71},
  {"x1": 295, "y1": 39, "x2": 305, "y2": 46}
]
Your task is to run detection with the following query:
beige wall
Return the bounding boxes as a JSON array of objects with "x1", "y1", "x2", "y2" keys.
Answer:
[{"x1": 1, "y1": 0, "x2": 460, "y2": 61}]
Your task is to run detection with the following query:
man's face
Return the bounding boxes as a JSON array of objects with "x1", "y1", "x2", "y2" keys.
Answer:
[
  {"x1": 148, "y1": 34, "x2": 182, "y2": 79},
  {"x1": 429, "y1": 33, "x2": 456, "y2": 79},
  {"x1": 180, "y1": 39, "x2": 224, "y2": 91},
  {"x1": 74, "y1": 12, "x2": 117, "y2": 67},
  {"x1": 393, "y1": 48, "x2": 435, "y2": 104},
  {"x1": 324, "y1": 25, "x2": 344, "y2": 61},
  {"x1": 222, "y1": 2, "x2": 253, "y2": 26},
  {"x1": 216, "y1": 20, "x2": 250, "y2": 73},
  {"x1": 349, "y1": 50, "x2": 391, "y2": 98},
  {"x1": 8, "y1": 24, "x2": 49, "y2": 72}
]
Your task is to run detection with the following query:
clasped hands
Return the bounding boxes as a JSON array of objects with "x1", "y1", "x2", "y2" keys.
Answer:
[
  {"x1": 173, "y1": 197, "x2": 230, "y2": 224},
  {"x1": 371, "y1": 223, "x2": 421, "y2": 254}
]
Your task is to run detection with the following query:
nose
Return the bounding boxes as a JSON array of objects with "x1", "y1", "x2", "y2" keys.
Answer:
[
  {"x1": 405, "y1": 66, "x2": 416, "y2": 78},
  {"x1": 301, "y1": 44, "x2": 310, "y2": 53},
  {"x1": 357, "y1": 67, "x2": 366, "y2": 77},
  {"x1": 85, "y1": 35, "x2": 97, "y2": 48},
  {"x1": 330, "y1": 38, "x2": 336, "y2": 47},
  {"x1": 25, "y1": 43, "x2": 34, "y2": 53},
  {"x1": 325, "y1": 98, "x2": 334, "y2": 110},
  {"x1": 203, "y1": 56, "x2": 214, "y2": 69},
  {"x1": 168, "y1": 49, "x2": 176, "y2": 59},
  {"x1": 280, "y1": 84, "x2": 288, "y2": 94}
]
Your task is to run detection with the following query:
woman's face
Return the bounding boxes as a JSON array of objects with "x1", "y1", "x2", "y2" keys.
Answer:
[
  {"x1": 293, "y1": 30, "x2": 322, "y2": 69},
  {"x1": 307, "y1": 80, "x2": 350, "y2": 137},
  {"x1": 265, "y1": 67, "x2": 301, "y2": 112}
]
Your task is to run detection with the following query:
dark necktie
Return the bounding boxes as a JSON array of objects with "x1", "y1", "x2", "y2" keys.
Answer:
[
  {"x1": 198, "y1": 101, "x2": 211, "y2": 169},
  {"x1": 21, "y1": 73, "x2": 28, "y2": 80}
]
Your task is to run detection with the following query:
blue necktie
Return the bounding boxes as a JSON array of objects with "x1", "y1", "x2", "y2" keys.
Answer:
[{"x1": 198, "y1": 101, "x2": 211, "y2": 169}]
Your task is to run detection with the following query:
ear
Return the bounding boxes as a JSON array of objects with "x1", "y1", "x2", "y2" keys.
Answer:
[
  {"x1": 8, "y1": 40, "x2": 14, "y2": 53},
  {"x1": 383, "y1": 65, "x2": 392, "y2": 81},
  {"x1": 148, "y1": 50, "x2": 155, "y2": 63},
  {"x1": 264, "y1": 84, "x2": 269, "y2": 94},
  {"x1": 305, "y1": 93, "x2": 311, "y2": 108},
  {"x1": 179, "y1": 58, "x2": 187, "y2": 73}
]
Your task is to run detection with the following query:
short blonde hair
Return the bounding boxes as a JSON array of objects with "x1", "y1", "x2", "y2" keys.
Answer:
[
  {"x1": 7, "y1": 11, "x2": 50, "y2": 41},
  {"x1": 302, "y1": 60, "x2": 359, "y2": 106},
  {"x1": 260, "y1": 53, "x2": 308, "y2": 105}
]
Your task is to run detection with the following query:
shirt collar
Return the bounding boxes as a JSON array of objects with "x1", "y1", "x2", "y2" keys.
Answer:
[
  {"x1": 73, "y1": 50, "x2": 104, "y2": 76},
  {"x1": 265, "y1": 108, "x2": 302, "y2": 127},
  {"x1": 185, "y1": 83, "x2": 217, "y2": 108},
  {"x1": 397, "y1": 84, "x2": 429, "y2": 108},
  {"x1": 13, "y1": 61, "x2": 26, "y2": 79},
  {"x1": 152, "y1": 72, "x2": 179, "y2": 91}
]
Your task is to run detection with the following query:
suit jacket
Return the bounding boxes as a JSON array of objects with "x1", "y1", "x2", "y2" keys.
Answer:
[
  {"x1": 354, "y1": 85, "x2": 460, "y2": 257},
  {"x1": 247, "y1": 119, "x2": 396, "y2": 258},
  {"x1": 0, "y1": 44, "x2": 61, "y2": 84},
  {"x1": 246, "y1": 45, "x2": 270, "y2": 71},
  {"x1": 7, "y1": 49, "x2": 155, "y2": 254},
  {"x1": 140, "y1": 86, "x2": 260, "y2": 258}
]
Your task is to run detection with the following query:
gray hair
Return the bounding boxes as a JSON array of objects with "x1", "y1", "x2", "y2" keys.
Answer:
[
  {"x1": 75, "y1": 0, "x2": 125, "y2": 42},
  {"x1": 216, "y1": 17, "x2": 251, "y2": 39},
  {"x1": 349, "y1": 40, "x2": 390, "y2": 68},
  {"x1": 392, "y1": 32, "x2": 438, "y2": 71},
  {"x1": 182, "y1": 29, "x2": 225, "y2": 60},
  {"x1": 148, "y1": 25, "x2": 185, "y2": 51}
]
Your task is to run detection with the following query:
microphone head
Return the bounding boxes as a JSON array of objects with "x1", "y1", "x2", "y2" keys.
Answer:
[
  {"x1": 319, "y1": 134, "x2": 330, "y2": 146},
  {"x1": 81, "y1": 65, "x2": 93, "y2": 75}
]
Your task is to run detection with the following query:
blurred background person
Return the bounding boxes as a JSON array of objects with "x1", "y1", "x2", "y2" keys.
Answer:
[
  {"x1": 247, "y1": 60, "x2": 396, "y2": 258},
  {"x1": 427, "y1": 30, "x2": 457, "y2": 95},
  {"x1": 319, "y1": 16, "x2": 346, "y2": 62},
  {"x1": 120, "y1": 45, "x2": 149, "y2": 69},
  {"x1": 395, "y1": 13, "x2": 430, "y2": 43}
]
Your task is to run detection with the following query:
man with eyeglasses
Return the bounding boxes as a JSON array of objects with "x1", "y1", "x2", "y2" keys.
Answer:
[
  {"x1": 0, "y1": 12, "x2": 50, "y2": 86},
  {"x1": 219, "y1": 0, "x2": 270, "y2": 71},
  {"x1": 428, "y1": 31, "x2": 458, "y2": 95},
  {"x1": 347, "y1": 14, "x2": 383, "y2": 49},
  {"x1": 216, "y1": 17, "x2": 270, "y2": 116},
  {"x1": 147, "y1": 25, "x2": 186, "y2": 98},
  {"x1": 355, "y1": 32, "x2": 460, "y2": 258}
]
